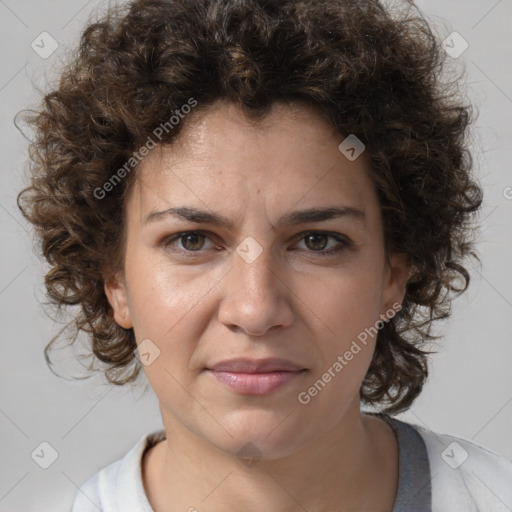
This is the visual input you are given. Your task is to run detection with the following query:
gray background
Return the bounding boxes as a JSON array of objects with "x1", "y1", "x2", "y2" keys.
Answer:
[{"x1": 1, "y1": 0, "x2": 511, "y2": 510}]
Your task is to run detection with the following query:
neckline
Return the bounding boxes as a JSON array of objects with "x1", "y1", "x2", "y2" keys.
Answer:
[
  {"x1": 136, "y1": 413, "x2": 431, "y2": 512},
  {"x1": 373, "y1": 412, "x2": 432, "y2": 511}
]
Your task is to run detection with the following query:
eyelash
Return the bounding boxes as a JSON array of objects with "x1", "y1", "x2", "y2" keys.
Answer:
[{"x1": 161, "y1": 230, "x2": 352, "y2": 258}]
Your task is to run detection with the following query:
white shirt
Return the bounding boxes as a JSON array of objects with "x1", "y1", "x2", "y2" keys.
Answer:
[{"x1": 71, "y1": 414, "x2": 512, "y2": 511}]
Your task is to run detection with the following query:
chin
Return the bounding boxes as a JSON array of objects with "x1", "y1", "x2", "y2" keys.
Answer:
[{"x1": 204, "y1": 410, "x2": 316, "y2": 461}]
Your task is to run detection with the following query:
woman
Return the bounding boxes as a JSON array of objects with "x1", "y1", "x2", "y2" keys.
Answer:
[{"x1": 17, "y1": 0, "x2": 512, "y2": 510}]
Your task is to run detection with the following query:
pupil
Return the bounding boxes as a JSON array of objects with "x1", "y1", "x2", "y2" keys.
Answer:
[
  {"x1": 307, "y1": 234, "x2": 327, "y2": 251},
  {"x1": 181, "y1": 234, "x2": 329, "y2": 252},
  {"x1": 184, "y1": 234, "x2": 203, "y2": 251}
]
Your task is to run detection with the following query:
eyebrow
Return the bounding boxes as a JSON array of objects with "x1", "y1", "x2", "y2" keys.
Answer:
[{"x1": 144, "y1": 205, "x2": 365, "y2": 229}]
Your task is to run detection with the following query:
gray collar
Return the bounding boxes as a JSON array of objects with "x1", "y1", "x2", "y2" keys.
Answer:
[{"x1": 375, "y1": 412, "x2": 432, "y2": 512}]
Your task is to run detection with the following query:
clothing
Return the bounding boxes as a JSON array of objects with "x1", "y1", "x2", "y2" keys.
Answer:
[{"x1": 71, "y1": 413, "x2": 512, "y2": 511}]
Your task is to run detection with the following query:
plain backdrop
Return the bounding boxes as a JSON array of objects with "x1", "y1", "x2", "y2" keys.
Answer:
[{"x1": 0, "y1": 0, "x2": 511, "y2": 510}]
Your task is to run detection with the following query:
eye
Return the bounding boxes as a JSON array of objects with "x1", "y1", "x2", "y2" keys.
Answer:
[
  {"x1": 293, "y1": 231, "x2": 351, "y2": 256},
  {"x1": 162, "y1": 231, "x2": 217, "y2": 255},
  {"x1": 161, "y1": 230, "x2": 352, "y2": 258}
]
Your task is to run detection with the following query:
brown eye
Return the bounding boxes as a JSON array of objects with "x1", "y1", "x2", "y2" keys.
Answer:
[
  {"x1": 294, "y1": 232, "x2": 351, "y2": 257},
  {"x1": 304, "y1": 233, "x2": 329, "y2": 251},
  {"x1": 179, "y1": 232, "x2": 206, "y2": 251},
  {"x1": 162, "y1": 231, "x2": 215, "y2": 255}
]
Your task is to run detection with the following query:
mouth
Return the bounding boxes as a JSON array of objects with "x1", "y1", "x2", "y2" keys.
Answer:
[{"x1": 205, "y1": 358, "x2": 308, "y2": 395}]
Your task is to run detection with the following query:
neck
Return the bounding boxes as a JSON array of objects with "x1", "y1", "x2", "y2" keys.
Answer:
[{"x1": 143, "y1": 403, "x2": 398, "y2": 512}]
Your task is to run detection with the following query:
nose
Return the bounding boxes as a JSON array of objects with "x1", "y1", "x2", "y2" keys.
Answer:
[{"x1": 218, "y1": 244, "x2": 295, "y2": 336}]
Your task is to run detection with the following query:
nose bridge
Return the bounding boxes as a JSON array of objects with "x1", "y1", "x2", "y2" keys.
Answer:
[
  {"x1": 218, "y1": 238, "x2": 294, "y2": 334},
  {"x1": 234, "y1": 240, "x2": 276, "y2": 296}
]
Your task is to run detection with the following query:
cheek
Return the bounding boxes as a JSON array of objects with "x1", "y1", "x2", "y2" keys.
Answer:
[
  {"x1": 299, "y1": 263, "x2": 385, "y2": 345},
  {"x1": 295, "y1": 276, "x2": 381, "y2": 419},
  {"x1": 125, "y1": 250, "x2": 227, "y2": 392},
  {"x1": 124, "y1": 247, "x2": 220, "y2": 338},
  {"x1": 294, "y1": 262, "x2": 384, "y2": 402}
]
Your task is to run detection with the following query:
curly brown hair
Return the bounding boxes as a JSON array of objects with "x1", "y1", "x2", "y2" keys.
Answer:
[{"x1": 17, "y1": 0, "x2": 483, "y2": 414}]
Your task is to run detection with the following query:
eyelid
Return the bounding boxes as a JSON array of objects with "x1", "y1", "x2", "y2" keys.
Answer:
[
  {"x1": 161, "y1": 230, "x2": 219, "y2": 254},
  {"x1": 161, "y1": 230, "x2": 353, "y2": 257},
  {"x1": 291, "y1": 231, "x2": 353, "y2": 256}
]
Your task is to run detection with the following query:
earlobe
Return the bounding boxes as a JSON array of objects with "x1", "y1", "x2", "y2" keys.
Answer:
[
  {"x1": 383, "y1": 252, "x2": 410, "y2": 314},
  {"x1": 104, "y1": 273, "x2": 133, "y2": 329}
]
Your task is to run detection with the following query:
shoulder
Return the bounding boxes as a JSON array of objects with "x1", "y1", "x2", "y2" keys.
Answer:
[
  {"x1": 408, "y1": 419, "x2": 512, "y2": 512},
  {"x1": 70, "y1": 458, "x2": 122, "y2": 511},
  {"x1": 70, "y1": 430, "x2": 165, "y2": 512}
]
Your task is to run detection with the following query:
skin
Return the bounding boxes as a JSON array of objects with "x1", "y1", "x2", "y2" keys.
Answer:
[{"x1": 105, "y1": 100, "x2": 410, "y2": 512}]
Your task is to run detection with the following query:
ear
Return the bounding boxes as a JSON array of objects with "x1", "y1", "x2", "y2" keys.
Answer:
[
  {"x1": 381, "y1": 251, "x2": 410, "y2": 315},
  {"x1": 104, "y1": 271, "x2": 133, "y2": 329}
]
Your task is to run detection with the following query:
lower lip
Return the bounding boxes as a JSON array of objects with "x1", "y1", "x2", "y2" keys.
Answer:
[{"x1": 207, "y1": 370, "x2": 306, "y2": 395}]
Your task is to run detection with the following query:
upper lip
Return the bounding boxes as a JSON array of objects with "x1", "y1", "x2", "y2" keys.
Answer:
[{"x1": 207, "y1": 358, "x2": 306, "y2": 373}]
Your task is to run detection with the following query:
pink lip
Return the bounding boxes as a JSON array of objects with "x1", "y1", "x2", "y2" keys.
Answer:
[
  {"x1": 206, "y1": 358, "x2": 307, "y2": 395},
  {"x1": 208, "y1": 370, "x2": 306, "y2": 395},
  {"x1": 208, "y1": 357, "x2": 306, "y2": 373}
]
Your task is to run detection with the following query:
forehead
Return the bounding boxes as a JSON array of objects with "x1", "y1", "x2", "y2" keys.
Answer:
[{"x1": 127, "y1": 101, "x2": 380, "y2": 228}]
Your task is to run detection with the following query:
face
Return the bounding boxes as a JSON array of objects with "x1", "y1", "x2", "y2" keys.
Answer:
[{"x1": 105, "y1": 101, "x2": 409, "y2": 459}]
